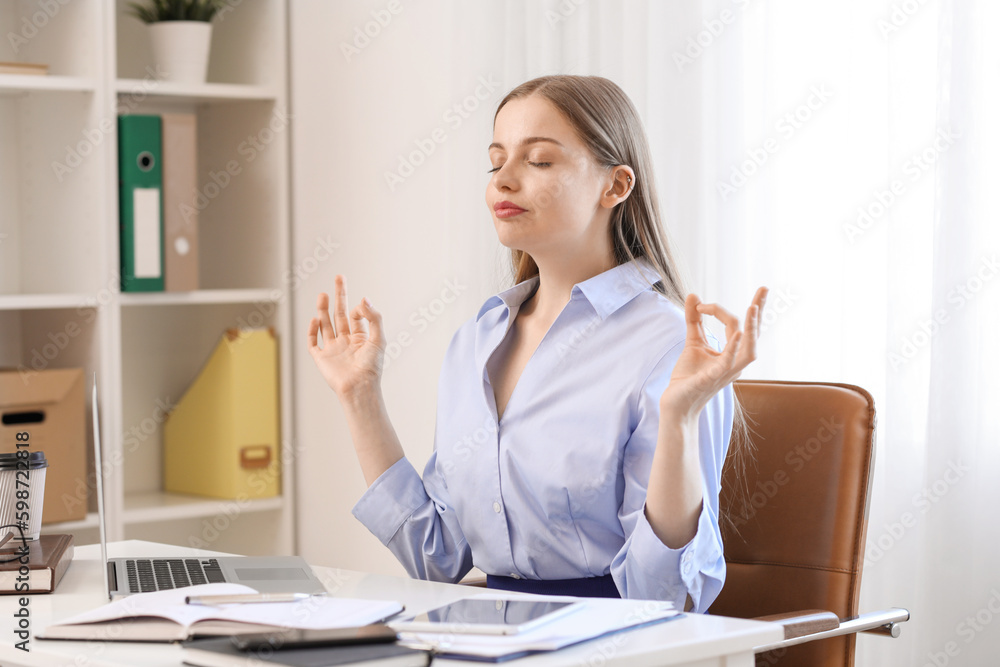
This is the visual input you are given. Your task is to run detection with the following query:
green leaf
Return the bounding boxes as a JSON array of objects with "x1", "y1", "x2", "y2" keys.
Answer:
[{"x1": 126, "y1": 0, "x2": 224, "y2": 23}]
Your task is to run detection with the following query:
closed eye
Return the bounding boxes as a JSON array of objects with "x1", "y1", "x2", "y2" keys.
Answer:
[{"x1": 486, "y1": 161, "x2": 551, "y2": 174}]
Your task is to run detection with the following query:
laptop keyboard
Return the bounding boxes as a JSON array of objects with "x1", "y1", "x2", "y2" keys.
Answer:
[{"x1": 125, "y1": 558, "x2": 226, "y2": 593}]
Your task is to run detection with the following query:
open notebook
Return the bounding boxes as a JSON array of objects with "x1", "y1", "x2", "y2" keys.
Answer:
[{"x1": 37, "y1": 583, "x2": 404, "y2": 642}]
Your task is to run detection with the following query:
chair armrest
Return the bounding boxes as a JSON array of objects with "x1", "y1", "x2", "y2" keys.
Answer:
[
  {"x1": 853, "y1": 608, "x2": 910, "y2": 637},
  {"x1": 754, "y1": 610, "x2": 840, "y2": 640},
  {"x1": 755, "y1": 607, "x2": 910, "y2": 653}
]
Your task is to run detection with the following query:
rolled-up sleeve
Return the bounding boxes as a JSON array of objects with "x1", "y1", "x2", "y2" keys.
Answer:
[
  {"x1": 351, "y1": 450, "x2": 474, "y2": 583},
  {"x1": 610, "y1": 336, "x2": 733, "y2": 612}
]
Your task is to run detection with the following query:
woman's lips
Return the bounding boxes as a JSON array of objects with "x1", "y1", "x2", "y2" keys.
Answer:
[{"x1": 494, "y1": 201, "x2": 526, "y2": 218}]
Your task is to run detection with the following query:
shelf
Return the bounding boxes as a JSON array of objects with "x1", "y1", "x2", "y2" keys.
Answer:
[
  {"x1": 0, "y1": 294, "x2": 98, "y2": 310},
  {"x1": 43, "y1": 512, "x2": 100, "y2": 532},
  {"x1": 119, "y1": 288, "x2": 281, "y2": 306},
  {"x1": 123, "y1": 491, "x2": 284, "y2": 524},
  {"x1": 116, "y1": 79, "x2": 278, "y2": 102},
  {"x1": 1, "y1": 0, "x2": 294, "y2": 555},
  {"x1": 0, "y1": 290, "x2": 282, "y2": 309},
  {"x1": 0, "y1": 74, "x2": 96, "y2": 95}
]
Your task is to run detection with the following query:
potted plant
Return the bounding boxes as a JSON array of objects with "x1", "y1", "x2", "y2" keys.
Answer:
[{"x1": 128, "y1": 0, "x2": 226, "y2": 84}]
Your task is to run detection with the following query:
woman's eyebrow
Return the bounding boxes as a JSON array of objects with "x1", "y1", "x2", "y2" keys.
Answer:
[{"x1": 488, "y1": 137, "x2": 565, "y2": 151}]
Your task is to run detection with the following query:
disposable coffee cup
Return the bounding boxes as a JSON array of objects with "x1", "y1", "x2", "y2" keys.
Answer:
[{"x1": 0, "y1": 451, "x2": 48, "y2": 541}]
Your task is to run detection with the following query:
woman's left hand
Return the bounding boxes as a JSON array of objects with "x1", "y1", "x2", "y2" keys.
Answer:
[{"x1": 660, "y1": 287, "x2": 769, "y2": 419}]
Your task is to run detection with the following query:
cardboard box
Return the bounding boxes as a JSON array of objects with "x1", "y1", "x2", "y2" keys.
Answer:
[{"x1": 0, "y1": 368, "x2": 87, "y2": 525}]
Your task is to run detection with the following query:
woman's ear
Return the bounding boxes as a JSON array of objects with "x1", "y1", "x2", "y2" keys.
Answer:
[{"x1": 600, "y1": 165, "x2": 635, "y2": 209}]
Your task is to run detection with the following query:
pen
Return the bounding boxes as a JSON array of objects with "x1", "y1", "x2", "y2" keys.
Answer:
[{"x1": 185, "y1": 593, "x2": 318, "y2": 606}]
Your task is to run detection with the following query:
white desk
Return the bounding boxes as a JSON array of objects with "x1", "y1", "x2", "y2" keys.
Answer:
[{"x1": 0, "y1": 541, "x2": 782, "y2": 667}]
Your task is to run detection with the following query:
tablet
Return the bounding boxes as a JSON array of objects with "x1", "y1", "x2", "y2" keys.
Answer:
[{"x1": 389, "y1": 598, "x2": 582, "y2": 635}]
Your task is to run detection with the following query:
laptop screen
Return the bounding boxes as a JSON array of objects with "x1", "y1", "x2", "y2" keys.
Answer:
[{"x1": 91, "y1": 373, "x2": 111, "y2": 599}]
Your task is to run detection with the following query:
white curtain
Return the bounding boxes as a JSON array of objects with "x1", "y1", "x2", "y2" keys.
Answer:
[
  {"x1": 581, "y1": 0, "x2": 997, "y2": 663},
  {"x1": 293, "y1": 3, "x2": 999, "y2": 662},
  {"x1": 466, "y1": 0, "x2": 1000, "y2": 662}
]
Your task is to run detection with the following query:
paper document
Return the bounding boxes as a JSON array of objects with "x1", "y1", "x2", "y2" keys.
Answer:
[{"x1": 393, "y1": 593, "x2": 679, "y2": 660}]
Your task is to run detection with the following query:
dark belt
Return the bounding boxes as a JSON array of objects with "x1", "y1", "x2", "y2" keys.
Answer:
[{"x1": 486, "y1": 573, "x2": 621, "y2": 598}]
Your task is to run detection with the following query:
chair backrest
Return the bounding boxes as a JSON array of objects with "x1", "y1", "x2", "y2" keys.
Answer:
[{"x1": 708, "y1": 380, "x2": 876, "y2": 667}]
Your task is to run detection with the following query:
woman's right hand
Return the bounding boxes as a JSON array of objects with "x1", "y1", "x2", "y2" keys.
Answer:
[{"x1": 307, "y1": 275, "x2": 386, "y2": 400}]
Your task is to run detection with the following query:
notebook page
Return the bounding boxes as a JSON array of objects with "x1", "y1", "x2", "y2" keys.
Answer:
[
  {"x1": 198, "y1": 596, "x2": 403, "y2": 629},
  {"x1": 48, "y1": 583, "x2": 259, "y2": 629},
  {"x1": 46, "y1": 583, "x2": 403, "y2": 632}
]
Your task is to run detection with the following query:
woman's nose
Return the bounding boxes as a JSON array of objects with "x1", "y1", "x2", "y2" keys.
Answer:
[{"x1": 491, "y1": 164, "x2": 518, "y2": 191}]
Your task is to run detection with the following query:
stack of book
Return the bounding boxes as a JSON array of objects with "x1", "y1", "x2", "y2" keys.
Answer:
[
  {"x1": 38, "y1": 582, "x2": 430, "y2": 667},
  {"x1": 0, "y1": 61, "x2": 48, "y2": 75},
  {"x1": 181, "y1": 638, "x2": 430, "y2": 667},
  {"x1": 0, "y1": 533, "x2": 73, "y2": 594}
]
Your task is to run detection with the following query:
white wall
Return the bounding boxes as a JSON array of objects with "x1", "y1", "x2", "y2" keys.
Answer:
[
  {"x1": 288, "y1": 0, "x2": 716, "y2": 579},
  {"x1": 288, "y1": 0, "x2": 743, "y2": 578},
  {"x1": 289, "y1": 0, "x2": 512, "y2": 577}
]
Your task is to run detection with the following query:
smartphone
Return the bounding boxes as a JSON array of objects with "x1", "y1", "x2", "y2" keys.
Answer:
[
  {"x1": 390, "y1": 598, "x2": 583, "y2": 635},
  {"x1": 231, "y1": 624, "x2": 398, "y2": 651}
]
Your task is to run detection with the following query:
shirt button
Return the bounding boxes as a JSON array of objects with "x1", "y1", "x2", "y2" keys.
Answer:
[
  {"x1": 509, "y1": 573, "x2": 520, "y2": 579},
  {"x1": 493, "y1": 501, "x2": 501, "y2": 513},
  {"x1": 495, "y1": 600, "x2": 504, "y2": 610}
]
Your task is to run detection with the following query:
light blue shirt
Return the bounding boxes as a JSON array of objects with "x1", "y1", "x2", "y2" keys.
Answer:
[{"x1": 352, "y1": 257, "x2": 733, "y2": 612}]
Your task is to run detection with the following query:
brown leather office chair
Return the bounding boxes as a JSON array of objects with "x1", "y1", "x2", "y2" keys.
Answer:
[{"x1": 709, "y1": 380, "x2": 908, "y2": 667}]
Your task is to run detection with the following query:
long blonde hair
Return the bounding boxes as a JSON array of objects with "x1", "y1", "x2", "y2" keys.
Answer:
[{"x1": 493, "y1": 74, "x2": 752, "y2": 532}]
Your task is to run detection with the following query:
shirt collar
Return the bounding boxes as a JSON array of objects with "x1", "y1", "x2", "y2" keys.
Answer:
[{"x1": 476, "y1": 257, "x2": 662, "y2": 322}]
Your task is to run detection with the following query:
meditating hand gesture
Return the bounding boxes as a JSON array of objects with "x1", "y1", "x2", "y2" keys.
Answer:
[
  {"x1": 659, "y1": 287, "x2": 769, "y2": 419},
  {"x1": 307, "y1": 275, "x2": 387, "y2": 400}
]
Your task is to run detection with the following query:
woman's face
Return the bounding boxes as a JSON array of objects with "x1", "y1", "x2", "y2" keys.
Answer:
[{"x1": 486, "y1": 94, "x2": 613, "y2": 258}]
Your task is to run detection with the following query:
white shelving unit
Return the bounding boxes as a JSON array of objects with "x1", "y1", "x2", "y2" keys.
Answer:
[{"x1": 0, "y1": 0, "x2": 295, "y2": 557}]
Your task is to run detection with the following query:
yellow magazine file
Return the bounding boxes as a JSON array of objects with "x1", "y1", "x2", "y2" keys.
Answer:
[{"x1": 163, "y1": 328, "x2": 280, "y2": 499}]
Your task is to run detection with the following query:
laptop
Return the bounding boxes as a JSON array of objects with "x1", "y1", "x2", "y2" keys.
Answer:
[{"x1": 90, "y1": 374, "x2": 328, "y2": 599}]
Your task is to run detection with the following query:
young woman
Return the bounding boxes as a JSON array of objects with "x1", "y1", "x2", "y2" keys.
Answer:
[{"x1": 307, "y1": 75, "x2": 767, "y2": 613}]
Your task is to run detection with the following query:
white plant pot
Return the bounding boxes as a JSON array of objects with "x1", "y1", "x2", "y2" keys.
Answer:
[{"x1": 149, "y1": 21, "x2": 213, "y2": 84}]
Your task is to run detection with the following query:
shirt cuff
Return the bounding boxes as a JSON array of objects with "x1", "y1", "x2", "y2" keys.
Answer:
[
  {"x1": 351, "y1": 457, "x2": 429, "y2": 545},
  {"x1": 632, "y1": 492, "x2": 722, "y2": 609}
]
